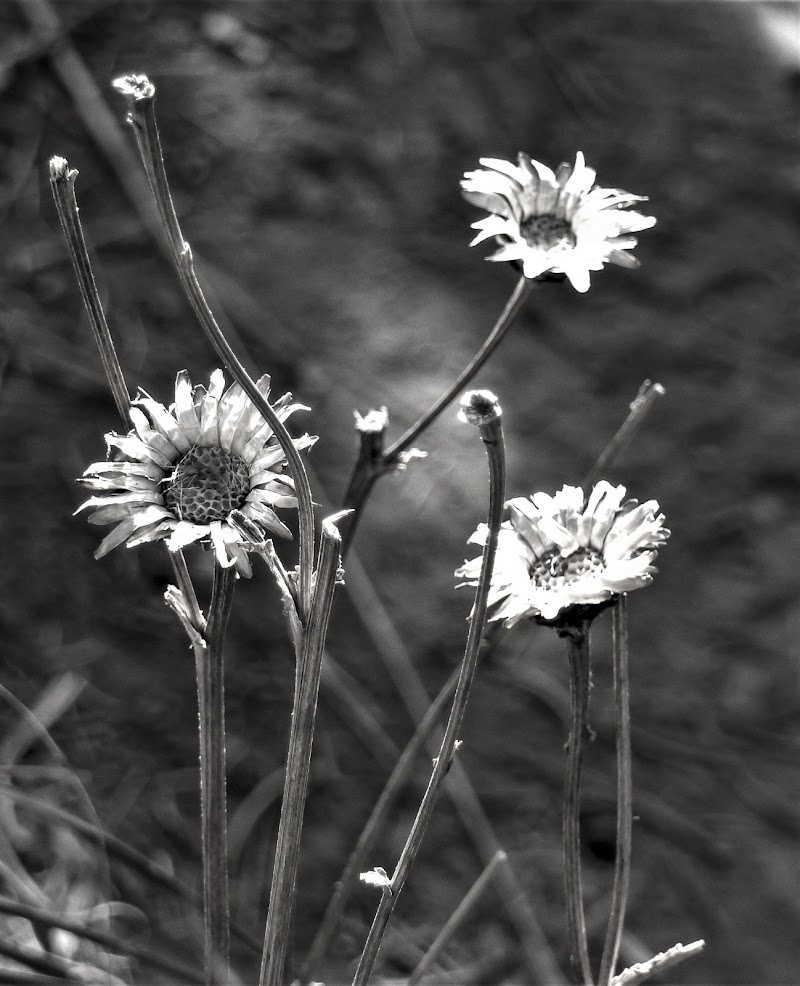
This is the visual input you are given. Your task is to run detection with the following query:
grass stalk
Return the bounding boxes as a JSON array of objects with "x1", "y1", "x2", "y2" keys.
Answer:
[
  {"x1": 260, "y1": 516, "x2": 344, "y2": 985},
  {"x1": 113, "y1": 75, "x2": 315, "y2": 621},
  {"x1": 562, "y1": 620, "x2": 594, "y2": 986},
  {"x1": 351, "y1": 392, "x2": 506, "y2": 986},
  {"x1": 598, "y1": 598, "x2": 632, "y2": 986},
  {"x1": 583, "y1": 381, "x2": 664, "y2": 489},
  {"x1": 0, "y1": 895, "x2": 203, "y2": 983},
  {"x1": 408, "y1": 849, "x2": 506, "y2": 986},
  {"x1": 196, "y1": 562, "x2": 236, "y2": 984}
]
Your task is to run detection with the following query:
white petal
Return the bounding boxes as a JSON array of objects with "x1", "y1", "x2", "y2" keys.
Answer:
[
  {"x1": 167, "y1": 521, "x2": 210, "y2": 551},
  {"x1": 174, "y1": 370, "x2": 201, "y2": 444}
]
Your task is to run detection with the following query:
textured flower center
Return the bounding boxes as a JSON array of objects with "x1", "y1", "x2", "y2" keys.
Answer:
[
  {"x1": 164, "y1": 445, "x2": 250, "y2": 524},
  {"x1": 530, "y1": 547, "x2": 604, "y2": 591},
  {"x1": 520, "y1": 214, "x2": 576, "y2": 253}
]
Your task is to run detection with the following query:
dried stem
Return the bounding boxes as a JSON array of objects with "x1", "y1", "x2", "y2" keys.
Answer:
[
  {"x1": 598, "y1": 598, "x2": 632, "y2": 986},
  {"x1": 260, "y1": 516, "x2": 344, "y2": 986},
  {"x1": 197, "y1": 562, "x2": 236, "y2": 984},
  {"x1": 563, "y1": 621, "x2": 594, "y2": 985},
  {"x1": 114, "y1": 76, "x2": 315, "y2": 621},
  {"x1": 352, "y1": 395, "x2": 506, "y2": 986},
  {"x1": 408, "y1": 849, "x2": 506, "y2": 986},
  {"x1": 583, "y1": 381, "x2": 664, "y2": 489},
  {"x1": 48, "y1": 157, "x2": 131, "y2": 426},
  {"x1": 300, "y1": 665, "x2": 459, "y2": 983}
]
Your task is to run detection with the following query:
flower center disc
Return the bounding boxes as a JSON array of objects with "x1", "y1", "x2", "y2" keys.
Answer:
[
  {"x1": 530, "y1": 548, "x2": 604, "y2": 590},
  {"x1": 520, "y1": 214, "x2": 576, "y2": 252},
  {"x1": 164, "y1": 445, "x2": 250, "y2": 524}
]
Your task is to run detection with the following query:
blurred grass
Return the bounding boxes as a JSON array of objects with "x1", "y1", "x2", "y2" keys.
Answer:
[{"x1": 0, "y1": 1, "x2": 799, "y2": 982}]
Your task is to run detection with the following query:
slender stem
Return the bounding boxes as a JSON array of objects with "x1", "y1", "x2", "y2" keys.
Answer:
[
  {"x1": 197, "y1": 562, "x2": 236, "y2": 984},
  {"x1": 260, "y1": 517, "x2": 343, "y2": 986},
  {"x1": 408, "y1": 849, "x2": 505, "y2": 986},
  {"x1": 598, "y1": 598, "x2": 632, "y2": 986},
  {"x1": 48, "y1": 157, "x2": 131, "y2": 427},
  {"x1": 114, "y1": 77, "x2": 315, "y2": 622},
  {"x1": 300, "y1": 664, "x2": 459, "y2": 983},
  {"x1": 385, "y1": 276, "x2": 532, "y2": 462},
  {"x1": 583, "y1": 381, "x2": 664, "y2": 489},
  {"x1": 352, "y1": 396, "x2": 506, "y2": 986},
  {"x1": 563, "y1": 621, "x2": 594, "y2": 986}
]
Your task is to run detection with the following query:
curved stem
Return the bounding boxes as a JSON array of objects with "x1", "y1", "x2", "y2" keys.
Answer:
[
  {"x1": 563, "y1": 621, "x2": 594, "y2": 986},
  {"x1": 598, "y1": 598, "x2": 632, "y2": 986},
  {"x1": 352, "y1": 403, "x2": 506, "y2": 986},
  {"x1": 116, "y1": 78, "x2": 315, "y2": 622},
  {"x1": 384, "y1": 276, "x2": 532, "y2": 462},
  {"x1": 260, "y1": 518, "x2": 343, "y2": 986},
  {"x1": 197, "y1": 562, "x2": 236, "y2": 984},
  {"x1": 48, "y1": 157, "x2": 131, "y2": 428}
]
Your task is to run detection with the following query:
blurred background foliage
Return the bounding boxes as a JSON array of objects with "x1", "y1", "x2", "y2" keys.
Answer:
[{"x1": 1, "y1": 1, "x2": 799, "y2": 982}]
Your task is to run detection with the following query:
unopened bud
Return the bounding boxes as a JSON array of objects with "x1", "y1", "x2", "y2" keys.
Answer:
[{"x1": 458, "y1": 389, "x2": 502, "y2": 427}]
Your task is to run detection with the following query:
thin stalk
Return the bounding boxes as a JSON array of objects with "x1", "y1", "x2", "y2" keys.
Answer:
[
  {"x1": 170, "y1": 549, "x2": 204, "y2": 631},
  {"x1": 260, "y1": 517, "x2": 343, "y2": 985},
  {"x1": 48, "y1": 157, "x2": 131, "y2": 427},
  {"x1": 300, "y1": 665, "x2": 459, "y2": 983},
  {"x1": 408, "y1": 849, "x2": 505, "y2": 986},
  {"x1": 563, "y1": 621, "x2": 594, "y2": 986},
  {"x1": 598, "y1": 598, "x2": 632, "y2": 986},
  {"x1": 583, "y1": 381, "x2": 664, "y2": 489},
  {"x1": 352, "y1": 394, "x2": 505, "y2": 986},
  {"x1": 114, "y1": 76, "x2": 314, "y2": 621},
  {"x1": 385, "y1": 277, "x2": 532, "y2": 461},
  {"x1": 197, "y1": 562, "x2": 236, "y2": 984}
]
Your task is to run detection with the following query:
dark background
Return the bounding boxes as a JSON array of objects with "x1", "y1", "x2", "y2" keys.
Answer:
[{"x1": 1, "y1": 1, "x2": 799, "y2": 982}]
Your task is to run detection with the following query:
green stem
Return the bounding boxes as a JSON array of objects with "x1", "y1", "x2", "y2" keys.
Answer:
[
  {"x1": 114, "y1": 77, "x2": 315, "y2": 622},
  {"x1": 352, "y1": 396, "x2": 506, "y2": 986},
  {"x1": 563, "y1": 621, "x2": 594, "y2": 986},
  {"x1": 598, "y1": 598, "x2": 632, "y2": 986},
  {"x1": 260, "y1": 518, "x2": 343, "y2": 985},
  {"x1": 197, "y1": 562, "x2": 236, "y2": 984}
]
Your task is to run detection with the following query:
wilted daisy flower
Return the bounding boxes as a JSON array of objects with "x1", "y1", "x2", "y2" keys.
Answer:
[
  {"x1": 461, "y1": 152, "x2": 656, "y2": 292},
  {"x1": 456, "y1": 482, "x2": 669, "y2": 625},
  {"x1": 77, "y1": 370, "x2": 315, "y2": 578}
]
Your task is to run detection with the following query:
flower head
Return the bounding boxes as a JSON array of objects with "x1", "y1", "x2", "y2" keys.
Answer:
[
  {"x1": 461, "y1": 152, "x2": 656, "y2": 292},
  {"x1": 77, "y1": 370, "x2": 315, "y2": 578},
  {"x1": 456, "y1": 482, "x2": 669, "y2": 626}
]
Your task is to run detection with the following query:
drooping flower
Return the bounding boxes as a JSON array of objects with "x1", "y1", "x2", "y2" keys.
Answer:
[
  {"x1": 456, "y1": 482, "x2": 669, "y2": 625},
  {"x1": 77, "y1": 370, "x2": 315, "y2": 578},
  {"x1": 461, "y1": 152, "x2": 656, "y2": 292}
]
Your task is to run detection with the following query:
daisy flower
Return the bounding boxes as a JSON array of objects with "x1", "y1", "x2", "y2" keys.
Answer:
[
  {"x1": 456, "y1": 482, "x2": 669, "y2": 625},
  {"x1": 461, "y1": 152, "x2": 656, "y2": 292},
  {"x1": 77, "y1": 370, "x2": 315, "y2": 578}
]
